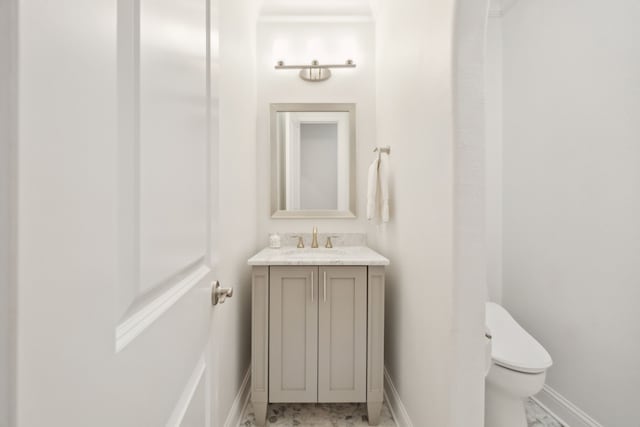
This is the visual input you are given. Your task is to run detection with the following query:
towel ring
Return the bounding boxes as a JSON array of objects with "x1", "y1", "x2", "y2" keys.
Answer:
[{"x1": 373, "y1": 146, "x2": 391, "y2": 154}]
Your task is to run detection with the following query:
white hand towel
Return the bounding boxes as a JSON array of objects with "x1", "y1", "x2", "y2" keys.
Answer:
[
  {"x1": 378, "y1": 152, "x2": 390, "y2": 223},
  {"x1": 366, "y1": 155, "x2": 379, "y2": 221}
]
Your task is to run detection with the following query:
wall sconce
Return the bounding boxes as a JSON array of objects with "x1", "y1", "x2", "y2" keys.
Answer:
[{"x1": 275, "y1": 59, "x2": 356, "y2": 82}]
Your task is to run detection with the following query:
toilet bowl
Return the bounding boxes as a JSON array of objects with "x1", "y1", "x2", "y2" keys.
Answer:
[{"x1": 485, "y1": 302, "x2": 552, "y2": 427}]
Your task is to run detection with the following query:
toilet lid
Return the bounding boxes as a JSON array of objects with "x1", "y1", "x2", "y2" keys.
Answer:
[{"x1": 486, "y1": 302, "x2": 552, "y2": 374}]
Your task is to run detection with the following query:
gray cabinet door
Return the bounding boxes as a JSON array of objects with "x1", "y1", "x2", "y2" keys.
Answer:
[
  {"x1": 269, "y1": 266, "x2": 318, "y2": 402},
  {"x1": 318, "y1": 266, "x2": 367, "y2": 402}
]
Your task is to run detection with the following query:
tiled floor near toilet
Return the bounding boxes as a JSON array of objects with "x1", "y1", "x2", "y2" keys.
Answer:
[
  {"x1": 525, "y1": 398, "x2": 564, "y2": 427},
  {"x1": 239, "y1": 398, "x2": 563, "y2": 426}
]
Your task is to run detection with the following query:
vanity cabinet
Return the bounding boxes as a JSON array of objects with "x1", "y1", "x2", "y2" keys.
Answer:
[
  {"x1": 250, "y1": 264, "x2": 386, "y2": 426},
  {"x1": 268, "y1": 266, "x2": 319, "y2": 403},
  {"x1": 318, "y1": 266, "x2": 368, "y2": 402},
  {"x1": 269, "y1": 266, "x2": 367, "y2": 403}
]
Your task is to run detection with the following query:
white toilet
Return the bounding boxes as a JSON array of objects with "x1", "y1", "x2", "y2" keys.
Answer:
[{"x1": 485, "y1": 302, "x2": 552, "y2": 427}]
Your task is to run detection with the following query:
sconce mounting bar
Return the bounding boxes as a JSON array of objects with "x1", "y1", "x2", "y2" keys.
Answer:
[{"x1": 275, "y1": 59, "x2": 356, "y2": 82}]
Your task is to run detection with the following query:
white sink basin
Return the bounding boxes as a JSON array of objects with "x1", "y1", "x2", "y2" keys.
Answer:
[
  {"x1": 279, "y1": 247, "x2": 347, "y2": 256},
  {"x1": 247, "y1": 246, "x2": 389, "y2": 266}
]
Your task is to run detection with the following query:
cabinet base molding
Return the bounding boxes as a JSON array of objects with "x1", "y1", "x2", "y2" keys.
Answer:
[
  {"x1": 367, "y1": 401, "x2": 383, "y2": 425},
  {"x1": 251, "y1": 402, "x2": 268, "y2": 427}
]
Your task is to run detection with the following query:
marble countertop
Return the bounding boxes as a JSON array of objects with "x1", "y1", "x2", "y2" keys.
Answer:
[{"x1": 247, "y1": 246, "x2": 390, "y2": 266}]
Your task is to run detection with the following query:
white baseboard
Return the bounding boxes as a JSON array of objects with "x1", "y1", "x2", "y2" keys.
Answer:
[
  {"x1": 225, "y1": 367, "x2": 604, "y2": 427},
  {"x1": 228, "y1": 366, "x2": 411, "y2": 426},
  {"x1": 224, "y1": 366, "x2": 251, "y2": 427},
  {"x1": 534, "y1": 385, "x2": 604, "y2": 427},
  {"x1": 383, "y1": 366, "x2": 414, "y2": 427}
]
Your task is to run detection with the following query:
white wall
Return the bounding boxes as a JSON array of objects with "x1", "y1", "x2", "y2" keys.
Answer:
[
  {"x1": 484, "y1": 13, "x2": 503, "y2": 303},
  {"x1": 369, "y1": 1, "x2": 485, "y2": 425},
  {"x1": 256, "y1": 19, "x2": 375, "y2": 242},
  {"x1": 0, "y1": 1, "x2": 16, "y2": 425},
  {"x1": 499, "y1": 1, "x2": 640, "y2": 425},
  {"x1": 211, "y1": 0, "x2": 259, "y2": 425},
  {"x1": 451, "y1": 1, "x2": 489, "y2": 425}
]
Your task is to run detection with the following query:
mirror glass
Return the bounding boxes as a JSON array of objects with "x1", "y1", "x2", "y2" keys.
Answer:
[{"x1": 271, "y1": 103, "x2": 355, "y2": 218}]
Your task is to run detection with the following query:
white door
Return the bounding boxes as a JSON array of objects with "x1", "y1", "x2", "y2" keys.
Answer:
[{"x1": 14, "y1": 0, "x2": 220, "y2": 425}]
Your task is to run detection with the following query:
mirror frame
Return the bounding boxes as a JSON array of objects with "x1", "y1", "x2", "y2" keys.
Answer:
[{"x1": 270, "y1": 103, "x2": 356, "y2": 219}]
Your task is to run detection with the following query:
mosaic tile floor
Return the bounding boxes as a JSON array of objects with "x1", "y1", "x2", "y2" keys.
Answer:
[
  {"x1": 526, "y1": 398, "x2": 564, "y2": 427},
  {"x1": 240, "y1": 402, "x2": 396, "y2": 427},
  {"x1": 239, "y1": 398, "x2": 562, "y2": 426}
]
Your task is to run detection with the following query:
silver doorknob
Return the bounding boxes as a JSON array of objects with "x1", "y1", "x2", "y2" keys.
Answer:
[{"x1": 212, "y1": 280, "x2": 233, "y2": 305}]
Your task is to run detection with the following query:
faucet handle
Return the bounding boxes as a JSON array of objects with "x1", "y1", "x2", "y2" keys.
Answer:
[
  {"x1": 325, "y1": 235, "x2": 340, "y2": 248},
  {"x1": 291, "y1": 235, "x2": 305, "y2": 248}
]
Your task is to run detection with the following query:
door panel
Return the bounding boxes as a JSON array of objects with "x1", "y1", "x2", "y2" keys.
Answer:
[
  {"x1": 138, "y1": 0, "x2": 208, "y2": 294},
  {"x1": 318, "y1": 267, "x2": 367, "y2": 402},
  {"x1": 167, "y1": 355, "x2": 209, "y2": 427},
  {"x1": 180, "y1": 375, "x2": 207, "y2": 427},
  {"x1": 269, "y1": 266, "x2": 318, "y2": 402},
  {"x1": 15, "y1": 0, "x2": 218, "y2": 425},
  {"x1": 115, "y1": 0, "x2": 212, "y2": 353}
]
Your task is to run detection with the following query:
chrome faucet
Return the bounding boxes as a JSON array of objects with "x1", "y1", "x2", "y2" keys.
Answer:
[{"x1": 311, "y1": 226, "x2": 319, "y2": 248}]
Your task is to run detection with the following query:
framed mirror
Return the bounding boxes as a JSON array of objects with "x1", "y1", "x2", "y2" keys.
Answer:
[{"x1": 271, "y1": 103, "x2": 356, "y2": 218}]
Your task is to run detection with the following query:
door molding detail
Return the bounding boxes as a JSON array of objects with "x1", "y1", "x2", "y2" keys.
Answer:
[
  {"x1": 166, "y1": 354, "x2": 206, "y2": 427},
  {"x1": 223, "y1": 366, "x2": 251, "y2": 427},
  {"x1": 115, "y1": 264, "x2": 210, "y2": 352}
]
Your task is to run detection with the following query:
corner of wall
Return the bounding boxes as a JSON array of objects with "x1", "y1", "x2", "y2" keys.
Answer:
[
  {"x1": 451, "y1": 0, "x2": 490, "y2": 426},
  {"x1": 372, "y1": 1, "x2": 479, "y2": 425},
  {"x1": 213, "y1": 0, "x2": 260, "y2": 425},
  {"x1": 383, "y1": 367, "x2": 414, "y2": 427},
  {"x1": 0, "y1": 0, "x2": 18, "y2": 423},
  {"x1": 484, "y1": 6, "x2": 504, "y2": 305}
]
